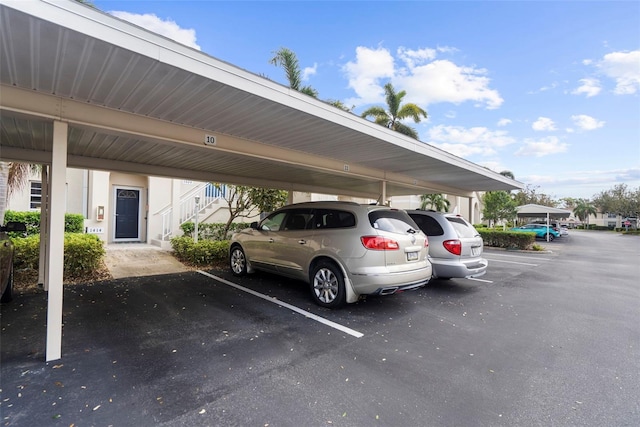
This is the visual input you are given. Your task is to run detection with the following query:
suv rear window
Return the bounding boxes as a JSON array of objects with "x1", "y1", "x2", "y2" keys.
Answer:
[
  {"x1": 313, "y1": 209, "x2": 356, "y2": 229},
  {"x1": 369, "y1": 210, "x2": 418, "y2": 234},
  {"x1": 410, "y1": 214, "x2": 444, "y2": 236},
  {"x1": 447, "y1": 216, "x2": 479, "y2": 238}
]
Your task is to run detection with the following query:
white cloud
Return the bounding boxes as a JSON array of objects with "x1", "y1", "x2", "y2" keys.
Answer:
[
  {"x1": 399, "y1": 60, "x2": 503, "y2": 109},
  {"x1": 343, "y1": 46, "x2": 395, "y2": 105},
  {"x1": 515, "y1": 136, "x2": 569, "y2": 157},
  {"x1": 571, "y1": 114, "x2": 605, "y2": 131},
  {"x1": 532, "y1": 117, "x2": 557, "y2": 131},
  {"x1": 532, "y1": 81, "x2": 559, "y2": 93},
  {"x1": 571, "y1": 78, "x2": 601, "y2": 97},
  {"x1": 110, "y1": 11, "x2": 201, "y2": 50},
  {"x1": 520, "y1": 168, "x2": 640, "y2": 198},
  {"x1": 397, "y1": 47, "x2": 437, "y2": 69},
  {"x1": 343, "y1": 46, "x2": 503, "y2": 109},
  {"x1": 497, "y1": 118, "x2": 512, "y2": 127},
  {"x1": 427, "y1": 125, "x2": 515, "y2": 157},
  {"x1": 302, "y1": 63, "x2": 318, "y2": 81},
  {"x1": 598, "y1": 50, "x2": 640, "y2": 95}
]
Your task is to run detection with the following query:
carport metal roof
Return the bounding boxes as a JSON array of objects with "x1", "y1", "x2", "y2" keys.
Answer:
[
  {"x1": 0, "y1": 0, "x2": 523, "y2": 362},
  {"x1": 517, "y1": 204, "x2": 572, "y2": 220},
  {"x1": 0, "y1": 0, "x2": 522, "y2": 199}
]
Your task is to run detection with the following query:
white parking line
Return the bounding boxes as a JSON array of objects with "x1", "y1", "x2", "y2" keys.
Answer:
[
  {"x1": 484, "y1": 252, "x2": 551, "y2": 261},
  {"x1": 197, "y1": 270, "x2": 364, "y2": 338},
  {"x1": 467, "y1": 277, "x2": 493, "y2": 283},
  {"x1": 485, "y1": 259, "x2": 539, "y2": 266}
]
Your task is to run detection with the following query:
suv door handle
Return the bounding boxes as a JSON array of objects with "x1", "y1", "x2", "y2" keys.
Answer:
[
  {"x1": 298, "y1": 239, "x2": 306, "y2": 245},
  {"x1": 269, "y1": 238, "x2": 274, "y2": 243}
]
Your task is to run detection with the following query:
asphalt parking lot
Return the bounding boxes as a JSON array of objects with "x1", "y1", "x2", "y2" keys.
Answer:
[{"x1": 1, "y1": 230, "x2": 639, "y2": 426}]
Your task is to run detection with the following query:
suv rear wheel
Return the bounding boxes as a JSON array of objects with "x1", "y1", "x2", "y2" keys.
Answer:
[
  {"x1": 310, "y1": 261, "x2": 345, "y2": 308},
  {"x1": 230, "y1": 245, "x2": 247, "y2": 276},
  {"x1": 1, "y1": 265, "x2": 13, "y2": 303}
]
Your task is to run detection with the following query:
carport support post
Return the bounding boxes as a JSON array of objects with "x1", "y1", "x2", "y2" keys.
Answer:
[
  {"x1": 546, "y1": 212, "x2": 550, "y2": 242},
  {"x1": 45, "y1": 121, "x2": 68, "y2": 362},
  {"x1": 38, "y1": 165, "x2": 49, "y2": 288}
]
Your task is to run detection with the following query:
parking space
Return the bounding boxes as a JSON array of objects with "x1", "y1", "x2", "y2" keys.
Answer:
[{"x1": 1, "y1": 231, "x2": 638, "y2": 426}]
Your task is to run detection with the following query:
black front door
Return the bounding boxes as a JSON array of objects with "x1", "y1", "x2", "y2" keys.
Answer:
[{"x1": 115, "y1": 188, "x2": 140, "y2": 240}]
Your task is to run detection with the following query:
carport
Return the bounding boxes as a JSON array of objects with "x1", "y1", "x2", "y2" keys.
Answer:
[
  {"x1": 516, "y1": 204, "x2": 572, "y2": 241},
  {"x1": 0, "y1": 0, "x2": 522, "y2": 361},
  {"x1": 516, "y1": 204, "x2": 572, "y2": 222}
]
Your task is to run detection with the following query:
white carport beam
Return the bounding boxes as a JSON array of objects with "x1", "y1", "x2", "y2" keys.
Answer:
[{"x1": 45, "y1": 121, "x2": 67, "y2": 362}]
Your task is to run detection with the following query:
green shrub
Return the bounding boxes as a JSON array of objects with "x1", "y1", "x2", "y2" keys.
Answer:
[
  {"x1": 180, "y1": 221, "x2": 251, "y2": 241},
  {"x1": 4, "y1": 211, "x2": 86, "y2": 235},
  {"x1": 63, "y1": 233, "x2": 105, "y2": 277},
  {"x1": 478, "y1": 229, "x2": 535, "y2": 250},
  {"x1": 170, "y1": 236, "x2": 230, "y2": 266},
  {"x1": 64, "y1": 214, "x2": 85, "y2": 233},
  {"x1": 12, "y1": 233, "x2": 105, "y2": 279},
  {"x1": 12, "y1": 235, "x2": 41, "y2": 270}
]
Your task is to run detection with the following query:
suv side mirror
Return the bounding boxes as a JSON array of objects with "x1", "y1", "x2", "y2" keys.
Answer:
[
  {"x1": 1, "y1": 221, "x2": 27, "y2": 232},
  {"x1": 250, "y1": 222, "x2": 259, "y2": 230}
]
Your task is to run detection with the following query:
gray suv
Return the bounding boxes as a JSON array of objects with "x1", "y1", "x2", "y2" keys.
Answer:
[
  {"x1": 407, "y1": 210, "x2": 487, "y2": 280},
  {"x1": 230, "y1": 201, "x2": 432, "y2": 308}
]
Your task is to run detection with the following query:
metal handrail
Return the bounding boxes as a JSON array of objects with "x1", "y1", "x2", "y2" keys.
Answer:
[{"x1": 159, "y1": 182, "x2": 226, "y2": 240}]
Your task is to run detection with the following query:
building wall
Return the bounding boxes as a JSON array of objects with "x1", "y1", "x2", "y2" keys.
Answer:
[{"x1": 6, "y1": 167, "x2": 489, "y2": 243}]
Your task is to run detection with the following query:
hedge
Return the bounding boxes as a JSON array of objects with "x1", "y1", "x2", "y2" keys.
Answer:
[
  {"x1": 170, "y1": 236, "x2": 230, "y2": 266},
  {"x1": 477, "y1": 229, "x2": 536, "y2": 250},
  {"x1": 180, "y1": 221, "x2": 251, "y2": 241},
  {"x1": 4, "y1": 210, "x2": 84, "y2": 235},
  {"x1": 12, "y1": 233, "x2": 105, "y2": 279}
]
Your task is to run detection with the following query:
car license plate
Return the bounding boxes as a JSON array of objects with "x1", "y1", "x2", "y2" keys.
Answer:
[{"x1": 407, "y1": 251, "x2": 419, "y2": 261}]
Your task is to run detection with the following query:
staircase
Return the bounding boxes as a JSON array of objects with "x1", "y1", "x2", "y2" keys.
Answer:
[{"x1": 151, "y1": 183, "x2": 226, "y2": 248}]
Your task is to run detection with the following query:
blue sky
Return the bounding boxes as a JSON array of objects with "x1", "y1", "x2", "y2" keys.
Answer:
[{"x1": 93, "y1": 0, "x2": 640, "y2": 202}]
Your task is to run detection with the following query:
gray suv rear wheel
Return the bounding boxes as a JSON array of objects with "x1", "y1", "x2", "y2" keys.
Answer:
[{"x1": 311, "y1": 261, "x2": 345, "y2": 308}]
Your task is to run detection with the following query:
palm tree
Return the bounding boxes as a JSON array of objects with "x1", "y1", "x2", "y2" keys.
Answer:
[
  {"x1": 573, "y1": 199, "x2": 597, "y2": 229},
  {"x1": 420, "y1": 193, "x2": 450, "y2": 212},
  {"x1": 269, "y1": 47, "x2": 319, "y2": 98},
  {"x1": 0, "y1": 162, "x2": 42, "y2": 224},
  {"x1": 499, "y1": 170, "x2": 515, "y2": 179},
  {"x1": 361, "y1": 83, "x2": 427, "y2": 139}
]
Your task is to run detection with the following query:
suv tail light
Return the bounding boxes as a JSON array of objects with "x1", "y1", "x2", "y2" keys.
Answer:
[
  {"x1": 361, "y1": 236, "x2": 400, "y2": 250},
  {"x1": 443, "y1": 239, "x2": 462, "y2": 256}
]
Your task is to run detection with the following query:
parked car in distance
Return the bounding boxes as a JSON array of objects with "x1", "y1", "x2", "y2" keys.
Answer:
[
  {"x1": 406, "y1": 210, "x2": 488, "y2": 280},
  {"x1": 229, "y1": 201, "x2": 432, "y2": 308},
  {"x1": 532, "y1": 220, "x2": 562, "y2": 236},
  {"x1": 511, "y1": 224, "x2": 561, "y2": 241},
  {"x1": 560, "y1": 225, "x2": 569, "y2": 236},
  {"x1": 1, "y1": 221, "x2": 27, "y2": 303}
]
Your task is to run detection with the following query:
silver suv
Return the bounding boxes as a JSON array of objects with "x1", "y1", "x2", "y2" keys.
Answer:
[
  {"x1": 229, "y1": 201, "x2": 432, "y2": 308},
  {"x1": 406, "y1": 210, "x2": 487, "y2": 280}
]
